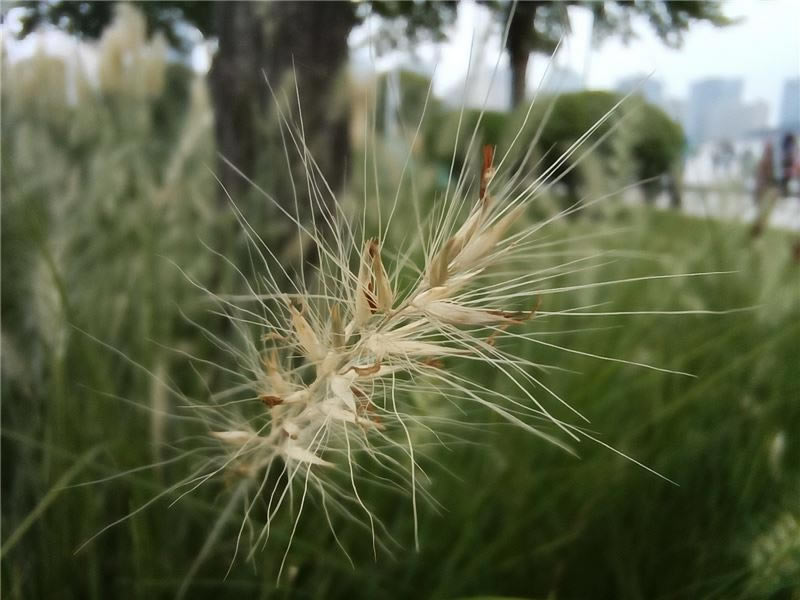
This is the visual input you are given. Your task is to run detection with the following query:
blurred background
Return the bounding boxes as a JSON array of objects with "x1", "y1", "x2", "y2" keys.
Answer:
[{"x1": 2, "y1": 1, "x2": 799, "y2": 599}]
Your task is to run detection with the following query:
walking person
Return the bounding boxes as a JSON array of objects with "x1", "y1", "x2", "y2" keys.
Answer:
[
  {"x1": 754, "y1": 141, "x2": 774, "y2": 202},
  {"x1": 780, "y1": 133, "x2": 797, "y2": 197},
  {"x1": 751, "y1": 140, "x2": 775, "y2": 237}
]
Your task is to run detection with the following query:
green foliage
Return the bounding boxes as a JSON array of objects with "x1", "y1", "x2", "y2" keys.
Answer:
[
  {"x1": 534, "y1": 90, "x2": 684, "y2": 195},
  {"x1": 425, "y1": 91, "x2": 685, "y2": 200},
  {"x1": 17, "y1": 0, "x2": 731, "y2": 53},
  {"x1": 14, "y1": 0, "x2": 458, "y2": 53},
  {"x1": 481, "y1": 0, "x2": 734, "y2": 62},
  {"x1": 631, "y1": 99, "x2": 686, "y2": 191},
  {"x1": 362, "y1": 0, "x2": 458, "y2": 50},
  {"x1": 593, "y1": 0, "x2": 734, "y2": 46},
  {"x1": 478, "y1": 0, "x2": 732, "y2": 107},
  {"x1": 535, "y1": 90, "x2": 624, "y2": 193},
  {"x1": 15, "y1": 1, "x2": 215, "y2": 51}
]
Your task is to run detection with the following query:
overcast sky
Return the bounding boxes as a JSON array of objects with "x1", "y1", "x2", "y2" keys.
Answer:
[{"x1": 366, "y1": 0, "x2": 800, "y2": 124}]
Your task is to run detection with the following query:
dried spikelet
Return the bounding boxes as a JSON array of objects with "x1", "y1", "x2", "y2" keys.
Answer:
[
  {"x1": 450, "y1": 209, "x2": 481, "y2": 253},
  {"x1": 479, "y1": 144, "x2": 496, "y2": 203},
  {"x1": 330, "y1": 376, "x2": 358, "y2": 412},
  {"x1": 452, "y1": 204, "x2": 525, "y2": 272},
  {"x1": 421, "y1": 358, "x2": 445, "y2": 369},
  {"x1": 371, "y1": 240, "x2": 394, "y2": 312},
  {"x1": 354, "y1": 239, "x2": 375, "y2": 326},
  {"x1": 288, "y1": 302, "x2": 326, "y2": 362},
  {"x1": 261, "y1": 395, "x2": 283, "y2": 408},
  {"x1": 487, "y1": 299, "x2": 541, "y2": 346},
  {"x1": 420, "y1": 301, "x2": 524, "y2": 326},
  {"x1": 412, "y1": 285, "x2": 452, "y2": 308},
  {"x1": 263, "y1": 350, "x2": 291, "y2": 396},
  {"x1": 428, "y1": 237, "x2": 458, "y2": 287},
  {"x1": 284, "y1": 390, "x2": 309, "y2": 404},
  {"x1": 330, "y1": 304, "x2": 345, "y2": 349},
  {"x1": 211, "y1": 430, "x2": 257, "y2": 446},
  {"x1": 282, "y1": 421, "x2": 301, "y2": 440},
  {"x1": 318, "y1": 399, "x2": 360, "y2": 424},
  {"x1": 284, "y1": 443, "x2": 333, "y2": 467},
  {"x1": 425, "y1": 151, "x2": 515, "y2": 289},
  {"x1": 348, "y1": 362, "x2": 382, "y2": 377},
  {"x1": 365, "y1": 332, "x2": 467, "y2": 360}
]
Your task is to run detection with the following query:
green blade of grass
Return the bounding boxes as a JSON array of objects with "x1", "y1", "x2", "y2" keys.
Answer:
[{"x1": 1, "y1": 446, "x2": 103, "y2": 558}]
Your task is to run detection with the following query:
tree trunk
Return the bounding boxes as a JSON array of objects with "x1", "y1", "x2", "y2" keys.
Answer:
[
  {"x1": 209, "y1": 1, "x2": 355, "y2": 216},
  {"x1": 209, "y1": 1, "x2": 266, "y2": 202},
  {"x1": 266, "y1": 1, "x2": 355, "y2": 178},
  {"x1": 509, "y1": 48, "x2": 530, "y2": 109},
  {"x1": 506, "y1": 1, "x2": 538, "y2": 109}
]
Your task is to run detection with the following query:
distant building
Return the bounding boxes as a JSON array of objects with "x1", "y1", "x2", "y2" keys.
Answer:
[
  {"x1": 615, "y1": 74, "x2": 665, "y2": 107},
  {"x1": 738, "y1": 100, "x2": 770, "y2": 134},
  {"x1": 664, "y1": 98, "x2": 687, "y2": 127},
  {"x1": 538, "y1": 66, "x2": 584, "y2": 94},
  {"x1": 687, "y1": 78, "x2": 743, "y2": 144},
  {"x1": 684, "y1": 78, "x2": 769, "y2": 144},
  {"x1": 778, "y1": 77, "x2": 800, "y2": 130}
]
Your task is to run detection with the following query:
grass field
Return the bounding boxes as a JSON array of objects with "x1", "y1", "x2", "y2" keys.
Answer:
[{"x1": 2, "y1": 44, "x2": 800, "y2": 600}]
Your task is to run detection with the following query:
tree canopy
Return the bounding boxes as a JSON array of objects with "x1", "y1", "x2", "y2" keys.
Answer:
[
  {"x1": 14, "y1": 0, "x2": 733, "y2": 110},
  {"x1": 482, "y1": 0, "x2": 733, "y2": 106},
  {"x1": 14, "y1": 1, "x2": 214, "y2": 50}
]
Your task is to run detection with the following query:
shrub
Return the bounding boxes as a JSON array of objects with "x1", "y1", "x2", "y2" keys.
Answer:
[{"x1": 425, "y1": 90, "x2": 685, "y2": 202}]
